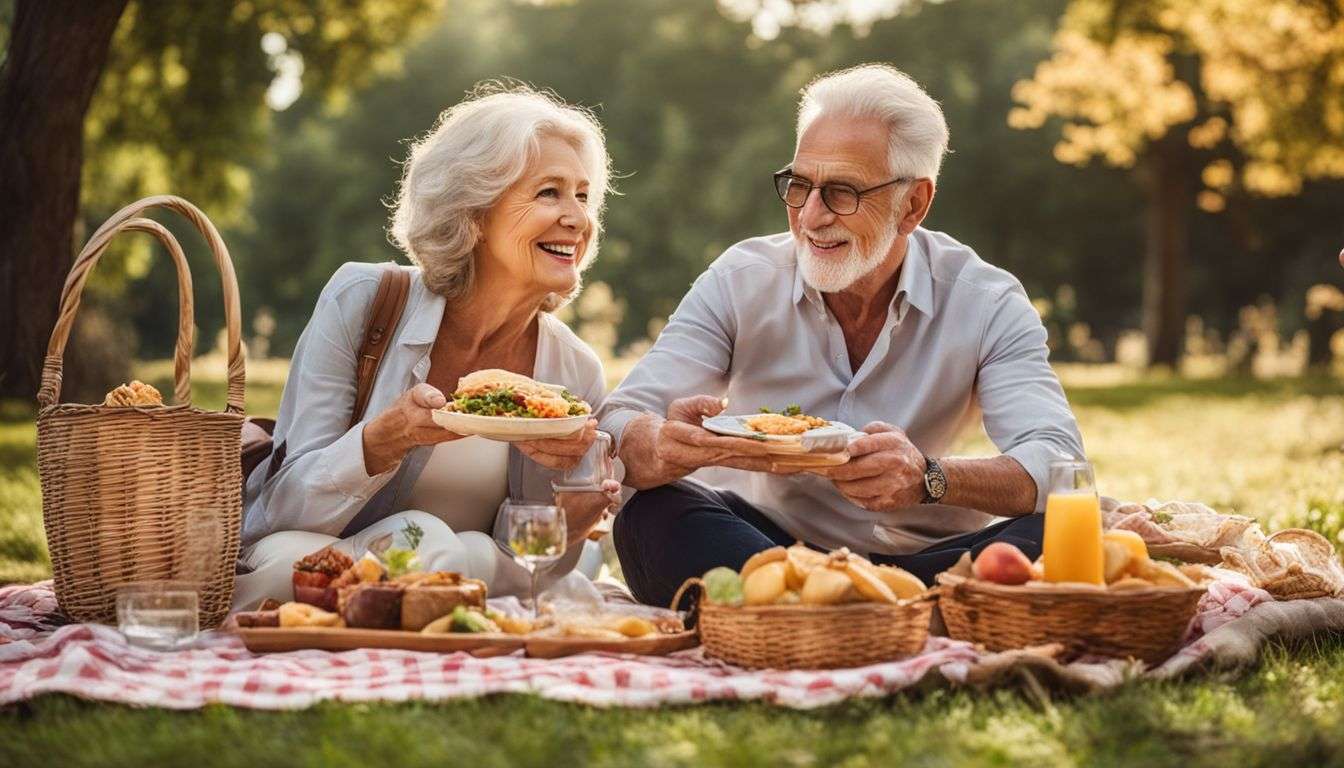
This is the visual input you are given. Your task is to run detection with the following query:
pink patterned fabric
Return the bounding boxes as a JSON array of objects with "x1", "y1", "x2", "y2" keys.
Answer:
[
  {"x1": 1184, "y1": 573, "x2": 1274, "y2": 641},
  {"x1": 1, "y1": 575, "x2": 1338, "y2": 709}
]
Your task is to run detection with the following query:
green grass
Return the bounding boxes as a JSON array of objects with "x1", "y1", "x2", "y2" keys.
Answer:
[
  {"x1": 4, "y1": 638, "x2": 1344, "y2": 767},
  {"x1": 3, "y1": 365, "x2": 1344, "y2": 765}
]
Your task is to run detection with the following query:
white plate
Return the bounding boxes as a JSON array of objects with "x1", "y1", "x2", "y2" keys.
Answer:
[
  {"x1": 701, "y1": 414, "x2": 857, "y2": 453},
  {"x1": 431, "y1": 409, "x2": 589, "y2": 441}
]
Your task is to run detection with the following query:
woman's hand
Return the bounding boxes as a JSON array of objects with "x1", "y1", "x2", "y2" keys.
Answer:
[
  {"x1": 362, "y1": 383, "x2": 465, "y2": 475},
  {"x1": 556, "y1": 479, "x2": 622, "y2": 548},
  {"x1": 515, "y1": 418, "x2": 598, "y2": 471}
]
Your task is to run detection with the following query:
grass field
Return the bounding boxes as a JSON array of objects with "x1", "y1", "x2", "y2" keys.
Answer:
[{"x1": 3, "y1": 364, "x2": 1344, "y2": 766}]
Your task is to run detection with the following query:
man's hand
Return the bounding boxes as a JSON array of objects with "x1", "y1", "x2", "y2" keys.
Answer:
[
  {"x1": 655, "y1": 395, "x2": 780, "y2": 474},
  {"x1": 810, "y1": 422, "x2": 926, "y2": 512}
]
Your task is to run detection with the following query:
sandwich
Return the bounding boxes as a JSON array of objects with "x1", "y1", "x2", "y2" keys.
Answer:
[{"x1": 440, "y1": 369, "x2": 590, "y2": 419}]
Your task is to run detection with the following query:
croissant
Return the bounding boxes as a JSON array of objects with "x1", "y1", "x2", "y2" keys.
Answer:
[{"x1": 103, "y1": 380, "x2": 163, "y2": 407}]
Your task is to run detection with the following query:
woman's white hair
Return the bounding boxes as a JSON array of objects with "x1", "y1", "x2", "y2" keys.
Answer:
[
  {"x1": 389, "y1": 82, "x2": 611, "y2": 311},
  {"x1": 796, "y1": 64, "x2": 949, "y2": 182}
]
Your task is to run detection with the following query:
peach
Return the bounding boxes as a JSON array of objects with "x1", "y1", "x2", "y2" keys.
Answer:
[{"x1": 972, "y1": 542, "x2": 1034, "y2": 585}]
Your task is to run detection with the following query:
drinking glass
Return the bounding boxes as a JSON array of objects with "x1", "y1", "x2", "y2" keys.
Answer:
[
  {"x1": 1042, "y1": 460, "x2": 1104, "y2": 585},
  {"x1": 500, "y1": 501, "x2": 566, "y2": 616},
  {"x1": 116, "y1": 581, "x2": 199, "y2": 649},
  {"x1": 551, "y1": 431, "x2": 613, "y2": 492}
]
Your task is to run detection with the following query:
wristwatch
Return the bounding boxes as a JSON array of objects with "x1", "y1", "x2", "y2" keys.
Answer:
[{"x1": 921, "y1": 455, "x2": 947, "y2": 504}]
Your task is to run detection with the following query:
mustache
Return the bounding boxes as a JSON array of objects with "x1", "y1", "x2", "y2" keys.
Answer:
[{"x1": 797, "y1": 226, "x2": 852, "y2": 243}]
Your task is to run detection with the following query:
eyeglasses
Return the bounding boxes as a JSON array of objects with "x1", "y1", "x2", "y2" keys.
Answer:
[{"x1": 773, "y1": 167, "x2": 912, "y2": 215}]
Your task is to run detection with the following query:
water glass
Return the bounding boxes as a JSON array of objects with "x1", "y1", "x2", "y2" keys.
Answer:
[
  {"x1": 116, "y1": 581, "x2": 199, "y2": 649},
  {"x1": 552, "y1": 431, "x2": 613, "y2": 492}
]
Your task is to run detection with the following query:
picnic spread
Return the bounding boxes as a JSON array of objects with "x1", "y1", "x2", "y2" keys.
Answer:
[{"x1": 6, "y1": 194, "x2": 1344, "y2": 711}]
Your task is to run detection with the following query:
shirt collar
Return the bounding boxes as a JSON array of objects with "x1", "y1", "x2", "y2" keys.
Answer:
[
  {"x1": 895, "y1": 233, "x2": 934, "y2": 321},
  {"x1": 791, "y1": 229, "x2": 935, "y2": 321}
]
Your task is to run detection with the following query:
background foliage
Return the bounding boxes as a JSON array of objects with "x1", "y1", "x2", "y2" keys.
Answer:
[{"x1": 7, "y1": 0, "x2": 1331, "y2": 371}]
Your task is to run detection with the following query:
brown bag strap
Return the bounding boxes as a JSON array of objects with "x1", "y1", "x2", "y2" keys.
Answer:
[{"x1": 350, "y1": 265, "x2": 412, "y2": 428}]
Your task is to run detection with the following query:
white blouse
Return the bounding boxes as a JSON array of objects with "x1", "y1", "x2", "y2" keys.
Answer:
[{"x1": 402, "y1": 436, "x2": 510, "y2": 534}]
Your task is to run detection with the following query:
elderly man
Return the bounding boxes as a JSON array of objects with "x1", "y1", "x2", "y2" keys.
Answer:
[{"x1": 598, "y1": 64, "x2": 1085, "y2": 607}]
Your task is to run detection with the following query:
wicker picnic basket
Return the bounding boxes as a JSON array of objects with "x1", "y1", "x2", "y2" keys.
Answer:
[
  {"x1": 936, "y1": 573, "x2": 1206, "y2": 664},
  {"x1": 672, "y1": 578, "x2": 936, "y2": 669},
  {"x1": 36, "y1": 195, "x2": 246, "y2": 629}
]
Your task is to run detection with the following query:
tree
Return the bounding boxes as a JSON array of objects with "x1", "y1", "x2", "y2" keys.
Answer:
[
  {"x1": 1008, "y1": 0, "x2": 1344, "y2": 366},
  {"x1": 0, "y1": 0, "x2": 439, "y2": 398}
]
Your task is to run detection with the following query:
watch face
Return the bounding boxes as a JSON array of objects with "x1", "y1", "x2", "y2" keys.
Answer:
[{"x1": 925, "y1": 461, "x2": 947, "y2": 500}]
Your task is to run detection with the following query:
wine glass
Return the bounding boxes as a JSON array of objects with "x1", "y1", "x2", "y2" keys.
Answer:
[{"x1": 501, "y1": 501, "x2": 566, "y2": 616}]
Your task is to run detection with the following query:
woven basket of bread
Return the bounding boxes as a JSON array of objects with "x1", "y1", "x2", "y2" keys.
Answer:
[
  {"x1": 1219, "y1": 529, "x2": 1344, "y2": 600},
  {"x1": 672, "y1": 545, "x2": 937, "y2": 669},
  {"x1": 36, "y1": 195, "x2": 246, "y2": 628},
  {"x1": 674, "y1": 578, "x2": 936, "y2": 669},
  {"x1": 936, "y1": 573, "x2": 1205, "y2": 664}
]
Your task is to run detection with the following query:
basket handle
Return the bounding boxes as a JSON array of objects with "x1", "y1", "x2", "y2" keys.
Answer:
[
  {"x1": 37, "y1": 195, "x2": 245, "y2": 413},
  {"x1": 670, "y1": 577, "x2": 705, "y2": 629}
]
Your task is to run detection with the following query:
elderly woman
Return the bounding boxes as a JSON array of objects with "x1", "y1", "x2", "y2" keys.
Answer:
[{"x1": 234, "y1": 85, "x2": 616, "y2": 609}]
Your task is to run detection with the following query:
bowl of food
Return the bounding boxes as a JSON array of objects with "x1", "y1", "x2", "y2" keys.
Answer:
[
  {"x1": 673, "y1": 543, "x2": 935, "y2": 669},
  {"x1": 431, "y1": 369, "x2": 591, "y2": 440}
]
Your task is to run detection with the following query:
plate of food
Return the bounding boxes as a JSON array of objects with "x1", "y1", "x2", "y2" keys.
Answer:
[
  {"x1": 431, "y1": 369, "x2": 591, "y2": 441},
  {"x1": 702, "y1": 405, "x2": 857, "y2": 466},
  {"x1": 231, "y1": 540, "x2": 692, "y2": 659}
]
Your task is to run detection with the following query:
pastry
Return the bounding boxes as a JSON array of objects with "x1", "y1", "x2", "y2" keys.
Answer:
[
  {"x1": 278, "y1": 601, "x2": 342, "y2": 628},
  {"x1": 103, "y1": 379, "x2": 163, "y2": 407},
  {"x1": 398, "y1": 575, "x2": 487, "y2": 631}
]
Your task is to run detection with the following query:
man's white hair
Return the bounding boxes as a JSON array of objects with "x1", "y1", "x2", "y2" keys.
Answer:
[
  {"x1": 389, "y1": 82, "x2": 611, "y2": 311},
  {"x1": 796, "y1": 64, "x2": 949, "y2": 182}
]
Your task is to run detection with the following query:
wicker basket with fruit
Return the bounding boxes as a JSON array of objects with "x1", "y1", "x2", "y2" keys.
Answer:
[
  {"x1": 672, "y1": 543, "x2": 936, "y2": 670},
  {"x1": 937, "y1": 535, "x2": 1209, "y2": 664}
]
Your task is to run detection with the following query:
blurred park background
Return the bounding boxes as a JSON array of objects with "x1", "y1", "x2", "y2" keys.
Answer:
[{"x1": 3, "y1": 0, "x2": 1344, "y2": 405}]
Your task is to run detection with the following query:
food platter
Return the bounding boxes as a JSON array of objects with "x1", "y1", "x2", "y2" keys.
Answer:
[
  {"x1": 234, "y1": 626, "x2": 699, "y2": 659},
  {"x1": 431, "y1": 409, "x2": 589, "y2": 441},
  {"x1": 234, "y1": 626, "x2": 525, "y2": 656}
]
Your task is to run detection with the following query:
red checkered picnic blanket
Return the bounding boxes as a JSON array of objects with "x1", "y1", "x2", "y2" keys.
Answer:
[{"x1": 2, "y1": 575, "x2": 1339, "y2": 709}]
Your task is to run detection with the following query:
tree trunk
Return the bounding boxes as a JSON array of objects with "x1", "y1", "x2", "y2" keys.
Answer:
[
  {"x1": 0, "y1": 0, "x2": 129, "y2": 399},
  {"x1": 1140, "y1": 136, "x2": 1193, "y2": 369}
]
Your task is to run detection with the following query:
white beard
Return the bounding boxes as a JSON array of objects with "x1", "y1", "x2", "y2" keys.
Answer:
[{"x1": 794, "y1": 218, "x2": 899, "y2": 293}]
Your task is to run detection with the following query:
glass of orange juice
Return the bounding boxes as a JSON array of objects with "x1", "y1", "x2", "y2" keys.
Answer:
[{"x1": 1042, "y1": 459, "x2": 1104, "y2": 585}]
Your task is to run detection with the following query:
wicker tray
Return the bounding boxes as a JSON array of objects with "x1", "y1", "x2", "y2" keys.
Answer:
[
  {"x1": 235, "y1": 626, "x2": 698, "y2": 659},
  {"x1": 937, "y1": 573, "x2": 1206, "y2": 664},
  {"x1": 673, "y1": 578, "x2": 935, "y2": 670}
]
